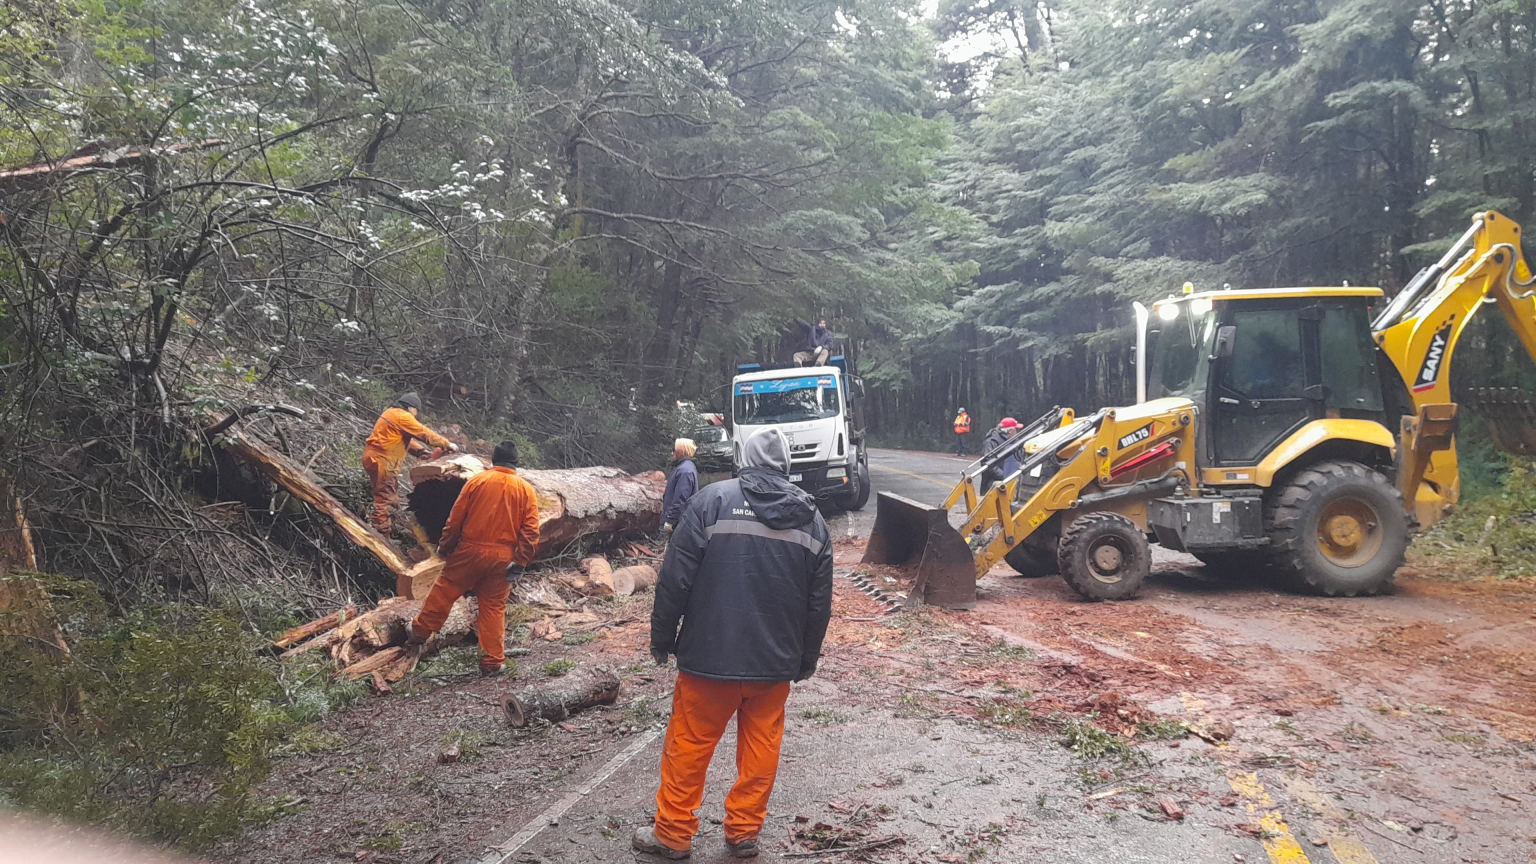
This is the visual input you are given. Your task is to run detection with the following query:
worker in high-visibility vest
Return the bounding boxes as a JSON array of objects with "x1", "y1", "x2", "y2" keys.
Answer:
[{"x1": 952, "y1": 407, "x2": 972, "y2": 456}]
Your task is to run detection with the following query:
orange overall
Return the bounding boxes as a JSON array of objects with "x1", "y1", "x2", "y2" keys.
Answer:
[
  {"x1": 653, "y1": 672, "x2": 793, "y2": 851},
  {"x1": 409, "y1": 466, "x2": 539, "y2": 668},
  {"x1": 360, "y1": 406, "x2": 451, "y2": 534}
]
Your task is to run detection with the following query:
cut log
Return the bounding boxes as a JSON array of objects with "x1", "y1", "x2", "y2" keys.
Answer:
[
  {"x1": 609, "y1": 564, "x2": 657, "y2": 596},
  {"x1": 401, "y1": 556, "x2": 444, "y2": 600},
  {"x1": 499, "y1": 666, "x2": 622, "y2": 727},
  {"x1": 558, "y1": 572, "x2": 615, "y2": 597},
  {"x1": 219, "y1": 430, "x2": 411, "y2": 583},
  {"x1": 582, "y1": 556, "x2": 614, "y2": 590},
  {"x1": 407, "y1": 456, "x2": 664, "y2": 558},
  {"x1": 273, "y1": 604, "x2": 357, "y2": 649}
]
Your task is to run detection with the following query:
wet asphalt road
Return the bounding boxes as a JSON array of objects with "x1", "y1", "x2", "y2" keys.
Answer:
[
  {"x1": 467, "y1": 448, "x2": 1535, "y2": 864},
  {"x1": 470, "y1": 450, "x2": 1276, "y2": 864}
]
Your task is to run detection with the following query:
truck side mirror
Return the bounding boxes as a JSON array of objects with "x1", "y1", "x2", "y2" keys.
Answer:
[
  {"x1": 1212, "y1": 325, "x2": 1237, "y2": 360},
  {"x1": 852, "y1": 377, "x2": 866, "y2": 398}
]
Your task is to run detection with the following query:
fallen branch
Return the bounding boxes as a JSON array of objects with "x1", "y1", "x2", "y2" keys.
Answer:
[
  {"x1": 204, "y1": 403, "x2": 306, "y2": 436},
  {"x1": 782, "y1": 836, "x2": 905, "y2": 858},
  {"x1": 218, "y1": 430, "x2": 410, "y2": 583},
  {"x1": 272, "y1": 604, "x2": 356, "y2": 649}
]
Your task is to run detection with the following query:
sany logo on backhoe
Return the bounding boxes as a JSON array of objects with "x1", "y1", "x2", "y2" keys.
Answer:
[{"x1": 1413, "y1": 322, "x2": 1453, "y2": 392}]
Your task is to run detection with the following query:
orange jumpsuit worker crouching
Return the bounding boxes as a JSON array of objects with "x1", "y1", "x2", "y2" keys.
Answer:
[
  {"x1": 361, "y1": 392, "x2": 456, "y2": 535},
  {"x1": 408, "y1": 440, "x2": 539, "y2": 673}
]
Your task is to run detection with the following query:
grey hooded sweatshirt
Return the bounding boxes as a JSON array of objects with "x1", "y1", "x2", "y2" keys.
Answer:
[{"x1": 651, "y1": 429, "x2": 835, "y2": 681}]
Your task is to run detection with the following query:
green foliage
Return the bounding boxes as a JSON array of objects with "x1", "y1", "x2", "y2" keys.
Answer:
[
  {"x1": 799, "y1": 707, "x2": 852, "y2": 725},
  {"x1": 0, "y1": 576, "x2": 284, "y2": 850},
  {"x1": 541, "y1": 658, "x2": 577, "y2": 677},
  {"x1": 1055, "y1": 715, "x2": 1138, "y2": 762},
  {"x1": 975, "y1": 697, "x2": 1032, "y2": 728},
  {"x1": 1414, "y1": 455, "x2": 1536, "y2": 580}
]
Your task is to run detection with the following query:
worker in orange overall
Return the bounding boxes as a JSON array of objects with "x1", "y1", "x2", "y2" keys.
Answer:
[
  {"x1": 634, "y1": 429, "x2": 833, "y2": 860},
  {"x1": 361, "y1": 392, "x2": 456, "y2": 535},
  {"x1": 952, "y1": 406, "x2": 972, "y2": 456},
  {"x1": 407, "y1": 441, "x2": 539, "y2": 674}
]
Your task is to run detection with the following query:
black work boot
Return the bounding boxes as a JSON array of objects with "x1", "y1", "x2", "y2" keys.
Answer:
[{"x1": 725, "y1": 836, "x2": 760, "y2": 858}]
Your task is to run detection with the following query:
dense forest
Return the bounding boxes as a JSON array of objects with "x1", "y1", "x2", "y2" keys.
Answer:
[{"x1": 2, "y1": 0, "x2": 1536, "y2": 849}]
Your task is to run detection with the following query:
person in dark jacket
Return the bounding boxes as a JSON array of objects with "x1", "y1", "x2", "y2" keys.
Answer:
[
  {"x1": 660, "y1": 438, "x2": 699, "y2": 531},
  {"x1": 980, "y1": 417, "x2": 1023, "y2": 492},
  {"x1": 792, "y1": 318, "x2": 833, "y2": 366},
  {"x1": 634, "y1": 429, "x2": 834, "y2": 860}
]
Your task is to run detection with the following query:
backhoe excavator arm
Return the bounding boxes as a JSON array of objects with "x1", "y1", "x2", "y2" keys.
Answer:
[{"x1": 1373, "y1": 210, "x2": 1536, "y2": 525}]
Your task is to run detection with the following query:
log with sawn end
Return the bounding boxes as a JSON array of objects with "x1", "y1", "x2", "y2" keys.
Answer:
[{"x1": 499, "y1": 666, "x2": 622, "y2": 727}]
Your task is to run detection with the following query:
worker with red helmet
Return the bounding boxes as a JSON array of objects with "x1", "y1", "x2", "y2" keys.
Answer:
[{"x1": 981, "y1": 416, "x2": 1024, "y2": 491}]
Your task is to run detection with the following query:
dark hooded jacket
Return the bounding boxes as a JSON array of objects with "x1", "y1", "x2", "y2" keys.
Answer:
[
  {"x1": 660, "y1": 457, "x2": 698, "y2": 526},
  {"x1": 794, "y1": 319, "x2": 834, "y2": 353},
  {"x1": 651, "y1": 428, "x2": 834, "y2": 681}
]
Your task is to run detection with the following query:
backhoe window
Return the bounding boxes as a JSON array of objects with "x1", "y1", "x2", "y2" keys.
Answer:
[
  {"x1": 1147, "y1": 306, "x2": 1216, "y2": 400},
  {"x1": 1320, "y1": 302, "x2": 1384, "y2": 412},
  {"x1": 1222, "y1": 309, "x2": 1304, "y2": 398}
]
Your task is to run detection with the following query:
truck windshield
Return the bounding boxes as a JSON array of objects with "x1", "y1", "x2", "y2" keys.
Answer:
[
  {"x1": 734, "y1": 375, "x2": 841, "y2": 425},
  {"x1": 1146, "y1": 305, "x2": 1217, "y2": 400}
]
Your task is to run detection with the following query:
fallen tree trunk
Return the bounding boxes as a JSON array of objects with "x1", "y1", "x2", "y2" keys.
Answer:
[
  {"x1": 499, "y1": 666, "x2": 622, "y2": 727},
  {"x1": 219, "y1": 430, "x2": 411, "y2": 584},
  {"x1": 273, "y1": 604, "x2": 357, "y2": 649},
  {"x1": 407, "y1": 456, "x2": 664, "y2": 557}
]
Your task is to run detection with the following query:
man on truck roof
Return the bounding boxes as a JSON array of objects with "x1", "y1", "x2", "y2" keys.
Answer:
[{"x1": 792, "y1": 318, "x2": 833, "y2": 367}]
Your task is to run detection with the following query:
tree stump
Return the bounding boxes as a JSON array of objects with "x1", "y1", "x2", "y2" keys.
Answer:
[{"x1": 499, "y1": 666, "x2": 622, "y2": 727}]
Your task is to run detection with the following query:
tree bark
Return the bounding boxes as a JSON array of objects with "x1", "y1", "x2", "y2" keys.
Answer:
[
  {"x1": 499, "y1": 665, "x2": 622, "y2": 727},
  {"x1": 406, "y1": 455, "x2": 664, "y2": 556}
]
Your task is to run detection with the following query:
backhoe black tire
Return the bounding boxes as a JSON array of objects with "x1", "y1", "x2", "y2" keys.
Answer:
[
  {"x1": 1005, "y1": 538, "x2": 1057, "y2": 578},
  {"x1": 1192, "y1": 550, "x2": 1272, "y2": 575},
  {"x1": 1057, "y1": 512, "x2": 1149, "y2": 601},
  {"x1": 1266, "y1": 460, "x2": 1408, "y2": 597}
]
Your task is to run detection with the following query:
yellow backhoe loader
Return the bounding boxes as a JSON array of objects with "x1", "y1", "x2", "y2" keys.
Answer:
[{"x1": 866, "y1": 211, "x2": 1536, "y2": 608}]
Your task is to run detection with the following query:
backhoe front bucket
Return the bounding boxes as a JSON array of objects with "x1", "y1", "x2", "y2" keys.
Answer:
[{"x1": 861, "y1": 491, "x2": 976, "y2": 610}]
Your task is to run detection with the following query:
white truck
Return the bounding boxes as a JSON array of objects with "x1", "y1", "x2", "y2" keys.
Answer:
[{"x1": 730, "y1": 356, "x2": 871, "y2": 510}]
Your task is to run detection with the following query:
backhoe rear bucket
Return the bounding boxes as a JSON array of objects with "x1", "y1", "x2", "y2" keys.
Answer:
[{"x1": 861, "y1": 491, "x2": 977, "y2": 610}]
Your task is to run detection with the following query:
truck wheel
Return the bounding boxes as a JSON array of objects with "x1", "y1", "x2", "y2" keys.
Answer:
[
  {"x1": 1057, "y1": 512, "x2": 1149, "y2": 601},
  {"x1": 1005, "y1": 530, "x2": 1058, "y2": 578},
  {"x1": 1266, "y1": 460, "x2": 1407, "y2": 597},
  {"x1": 846, "y1": 458, "x2": 872, "y2": 511}
]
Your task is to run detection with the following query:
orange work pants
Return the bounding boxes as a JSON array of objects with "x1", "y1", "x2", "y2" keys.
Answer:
[
  {"x1": 409, "y1": 545, "x2": 511, "y2": 668},
  {"x1": 653, "y1": 671, "x2": 792, "y2": 850},
  {"x1": 361, "y1": 451, "x2": 400, "y2": 536}
]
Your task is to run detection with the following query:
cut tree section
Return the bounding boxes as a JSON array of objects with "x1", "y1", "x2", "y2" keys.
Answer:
[{"x1": 407, "y1": 455, "x2": 664, "y2": 557}]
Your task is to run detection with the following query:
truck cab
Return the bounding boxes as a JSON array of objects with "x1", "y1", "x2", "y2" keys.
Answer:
[{"x1": 730, "y1": 357, "x2": 872, "y2": 510}]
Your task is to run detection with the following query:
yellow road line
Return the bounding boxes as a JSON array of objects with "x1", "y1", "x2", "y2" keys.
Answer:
[
  {"x1": 1281, "y1": 777, "x2": 1380, "y2": 864},
  {"x1": 1228, "y1": 772, "x2": 1312, "y2": 864},
  {"x1": 868, "y1": 462, "x2": 957, "y2": 489}
]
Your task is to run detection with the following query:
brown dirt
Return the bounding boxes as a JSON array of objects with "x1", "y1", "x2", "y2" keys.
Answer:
[{"x1": 228, "y1": 543, "x2": 1536, "y2": 864}]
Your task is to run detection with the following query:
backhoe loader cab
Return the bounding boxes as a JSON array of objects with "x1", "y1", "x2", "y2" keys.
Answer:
[{"x1": 1143, "y1": 288, "x2": 1396, "y2": 472}]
